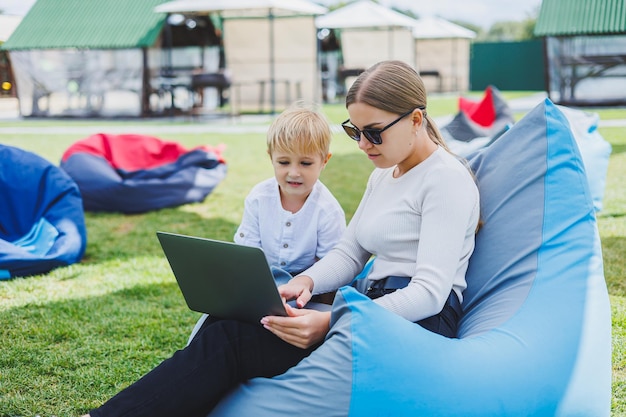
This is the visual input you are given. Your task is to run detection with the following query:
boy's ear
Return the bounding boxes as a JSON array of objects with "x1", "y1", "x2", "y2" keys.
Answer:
[{"x1": 323, "y1": 152, "x2": 332, "y2": 165}]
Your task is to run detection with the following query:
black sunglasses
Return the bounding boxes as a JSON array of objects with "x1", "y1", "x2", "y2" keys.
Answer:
[{"x1": 341, "y1": 107, "x2": 425, "y2": 145}]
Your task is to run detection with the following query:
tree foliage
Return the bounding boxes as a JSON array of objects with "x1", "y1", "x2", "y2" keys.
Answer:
[{"x1": 480, "y1": 18, "x2": 537, "y2": 41}]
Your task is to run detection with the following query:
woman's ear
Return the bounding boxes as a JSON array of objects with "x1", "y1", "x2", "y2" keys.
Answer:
[{"x1": 412, "y1": 108, "x2": 424, "y2": 128}]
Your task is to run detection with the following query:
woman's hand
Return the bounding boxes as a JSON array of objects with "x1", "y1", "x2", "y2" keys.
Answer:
[
  {"x1": 261, "y1": 305, "x2": 331, "y2": 349},
  {"x1": 278, "y1": 275, "x2": 314, "y2": 308}
]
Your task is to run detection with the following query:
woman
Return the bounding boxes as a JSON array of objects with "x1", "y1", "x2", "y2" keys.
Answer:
[{"x1": 83, "y1": 60, "x2": 479, "y2": 417}]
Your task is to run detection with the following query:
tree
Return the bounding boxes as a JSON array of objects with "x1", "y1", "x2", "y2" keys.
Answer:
[
  {"x1": 481, "y1": 5, "x2": 539, "y2": 41},
  {"x1": 520, "y1": 17, "x2": 538, "y2": 40},
  {"x1": 478, "y1": 17, "x2": 537, "y2": 42}
]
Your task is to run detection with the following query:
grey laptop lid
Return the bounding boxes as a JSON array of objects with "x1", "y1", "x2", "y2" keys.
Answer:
[{"x1": 157, "y1": 231, "x2": 287, "y2": 324}]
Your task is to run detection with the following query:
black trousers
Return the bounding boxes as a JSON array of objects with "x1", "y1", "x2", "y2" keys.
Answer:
[
  {"x1": 89, "y1": 282, "x2": 460, "y2": 417},
  {"x1": 361, "y1": 276, "x2": 462, "y2": 338},
  {"x1": 90, "y1": 317, "x2": 318, "y2": 417}
]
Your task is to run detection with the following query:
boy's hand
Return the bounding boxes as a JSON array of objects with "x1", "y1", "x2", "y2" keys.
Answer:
[{"x1": 278, "y1": 275, "x2": 314, "y2": 308}]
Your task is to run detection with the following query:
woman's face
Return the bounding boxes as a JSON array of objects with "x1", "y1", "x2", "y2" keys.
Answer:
[{"x1": 345, "y1": 102, "x2": 419, "y2": 170}]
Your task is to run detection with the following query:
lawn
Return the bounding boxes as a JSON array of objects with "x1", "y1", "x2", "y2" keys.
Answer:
[{"x1": 0, "y1": 94, "x2": 624, "y2": 416}]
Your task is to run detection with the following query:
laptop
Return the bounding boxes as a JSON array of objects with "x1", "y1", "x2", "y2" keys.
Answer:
[{"x1": 156, "y1": 231, "x2": 330, "y2": 324}]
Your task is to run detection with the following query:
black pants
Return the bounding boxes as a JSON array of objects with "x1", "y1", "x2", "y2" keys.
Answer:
[
  {"x1": 90, "y1": 317, "x2": 318, "y2": 417},
  {"x1": 361, "y1": 276, "x2": 462, "y2": 338},
  {"x1": 90, "y1": 282, "x2": 460, "y2": 417}
]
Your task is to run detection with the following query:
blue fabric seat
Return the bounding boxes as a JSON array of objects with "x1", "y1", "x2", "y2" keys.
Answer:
[
  {"x1": 0, "y1": 144, "x2": 87, "y2": 278},
  {"x1": 205, "y1": 99, "x2": 612, "y2": 416}
]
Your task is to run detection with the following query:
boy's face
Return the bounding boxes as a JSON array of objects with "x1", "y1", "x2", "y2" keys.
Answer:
[{"x1": 270, "y1": 150, "x2": 331, "y2": 200}]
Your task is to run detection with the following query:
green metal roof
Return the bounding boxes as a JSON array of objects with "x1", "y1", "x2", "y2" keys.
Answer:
[
  {"x1": 2, "y1": 0, "x2": 168, "y2": 50},
  {"x1": 535, "y1": 0, "x2": 626, "y2": 36}
]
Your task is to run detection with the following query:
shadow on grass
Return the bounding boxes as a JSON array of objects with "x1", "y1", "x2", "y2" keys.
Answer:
[
  {"x1": 599, "y1": 211, "x2": 626, "y2": 219},
  {"x1": 82, "y1": 208, "x2": 239, "y2": 265}
]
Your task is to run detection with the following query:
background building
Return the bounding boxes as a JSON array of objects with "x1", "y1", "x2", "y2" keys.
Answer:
[{"x1": 534, "y1": 0, "x2": 626, "y2": 106}]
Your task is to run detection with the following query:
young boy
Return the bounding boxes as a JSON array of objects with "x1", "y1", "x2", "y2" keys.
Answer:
[
  {"x1": 234, "y1": 103, "x2": 346, "y2": 285},
  {"x1": 187, "y1": 104, "x2": 344, "y2": 343}
]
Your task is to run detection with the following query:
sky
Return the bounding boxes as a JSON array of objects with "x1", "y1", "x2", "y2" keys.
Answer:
[
  {"x1": 321, "y1": 0, "x2": 544, "y2": 28},
  {"x1": 0, "y1": 0, "x2": 543, "y2": 29}
]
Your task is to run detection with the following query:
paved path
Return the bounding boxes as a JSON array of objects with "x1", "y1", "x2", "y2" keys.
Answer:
[{"x1": 0, "y1": 96, "x2": 624, "y2": 135}]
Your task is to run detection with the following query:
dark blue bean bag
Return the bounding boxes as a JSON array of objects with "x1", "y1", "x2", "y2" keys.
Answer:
[
  {"x1": 206, "y1": 99, "x2": 611, "y2": 416},
  {"x1": 60, "y1": 133, "x2": 228, "y2": 214},
  {"x1": 442, "y1": 85, "x2": 515, "y2": 143},
  {"x1": 0, "y1": 144, "x2": 87, "y2": 279}
]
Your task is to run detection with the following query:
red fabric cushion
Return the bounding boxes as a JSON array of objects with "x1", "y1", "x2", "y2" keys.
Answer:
[
  {"x1": 459, "y1": 86, "x2": 496, "y2": 127},
  {"x1": 61, "y1": 133, "x2": 223, "y2": 171}
]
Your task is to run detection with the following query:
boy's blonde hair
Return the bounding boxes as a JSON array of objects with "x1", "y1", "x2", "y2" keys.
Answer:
[{"x1": 266, "y1": 102, "x2": 332, "y2": 160}]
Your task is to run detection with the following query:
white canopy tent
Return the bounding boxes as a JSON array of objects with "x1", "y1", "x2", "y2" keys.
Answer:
[
  {"x1": 155, "y1": 0, "x2": 327, "y2": 113},
  {"x1": 413, "y1": 16, "x2": 477, "y2": 40},
  {"x1": 315, "y1": 2, "x2": 476, "y2": 94},
  {"x1": 315, "y1": 0, "x2": 418, "y2": 70},
  {"x1": 413, "y1": 16, "x2": 476, "y2": 92}
]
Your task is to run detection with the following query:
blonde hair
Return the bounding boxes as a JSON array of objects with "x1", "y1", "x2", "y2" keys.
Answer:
[
  {"x1": 345, "y1": 60, "x2": 449, "y2": 151},
  {"x1": 266, "y1": 102, "x2": 332, "y2": 160}
]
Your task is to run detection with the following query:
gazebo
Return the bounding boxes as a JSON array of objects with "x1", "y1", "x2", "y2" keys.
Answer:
[
  {"x1": 534, "y1": 0, "x2": 626, "y2": 106},
  {"x1": 413, "y1": 16, "x2": 476, "y2": 93},
  {"x1": 315, "y1": 0, "x2": 418, "y2": 68},
  {"x1": 315, "y1": 2, "x2": 475, "y2": 95},
  {"x1": 155, "y1": 0, "x2": 327, "y2": 114},
  {"x1": 2, "y1": 0, "x2": 325, "y2": 118},
  {"x1": 2, "y1": 0, "x2": 172, "y2": 117},
  {"x1": 315, "y1": 0, "x2": 417, "y2": 94}
]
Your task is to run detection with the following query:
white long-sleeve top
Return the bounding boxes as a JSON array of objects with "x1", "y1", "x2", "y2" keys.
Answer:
[
  {"x1": 302, "y1": 147, "x2": 480, "y2": 322},
  {"x1": 234, "y1": 178, "x2": 346, "y2": 275}
]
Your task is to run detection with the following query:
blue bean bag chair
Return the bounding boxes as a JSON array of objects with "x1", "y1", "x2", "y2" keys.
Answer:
[
  {"x1": 446, "y1": 103, "x2": 612, "y2": 214},
  {"x1": 207, "y1": 99, "x2": 612, "y2": 416},
  {"x1": 0, "y1": 144, "x2": 87, "y2": 279},
  {"x1": 556, "y1": 105, "x2": 612, "y2": 212},
  {"x1": 60, "y1": 133, "x2": 228, "y2": 214}
]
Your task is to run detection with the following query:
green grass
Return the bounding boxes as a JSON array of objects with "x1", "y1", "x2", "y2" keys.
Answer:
[
  {"x1": 0, "y1": 94, "x2": 624, "y2": 416},
  {"x1": 598, "y1": 124, "x2": 626, "y2": 415}
]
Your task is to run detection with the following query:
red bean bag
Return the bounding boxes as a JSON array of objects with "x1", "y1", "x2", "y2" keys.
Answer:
[{"x1": 60, "y1": 133, "x2": 227, "y2": 213}]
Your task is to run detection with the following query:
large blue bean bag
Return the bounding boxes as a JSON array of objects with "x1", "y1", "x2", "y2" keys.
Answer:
[
  {"x1": 0, "y1": 144, "x2": 87, "y2": 279},
  {"x1": 60, "y1": 134, "x2": 228, "y2": 214},
  {"x1": 207, "y1": 99, "x2": 612, "y2": 416},
  {"x1": 556, "y1": 105, "x2": 612, "y2": 212}
]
